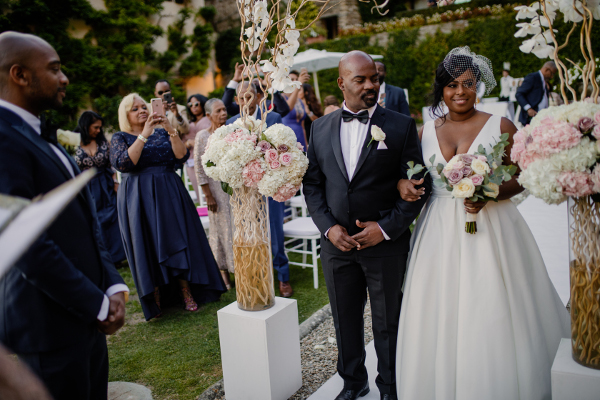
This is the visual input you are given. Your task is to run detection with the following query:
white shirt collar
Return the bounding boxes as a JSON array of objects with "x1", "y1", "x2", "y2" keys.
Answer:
[
  {"x1": 379, "y1": 82, "x2": 386, "y2": 95},
  {"x1": 0, "y1": 99, "x2": 41, "y2": 135},
  {"x1": 342, "y1": 101, "x2": 377, "y2": 119}
]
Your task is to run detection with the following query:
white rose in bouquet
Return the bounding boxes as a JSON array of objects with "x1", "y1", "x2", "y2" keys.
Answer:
[
  {"x1": 452, "y1": 178, "x2": 476, "y2": 198},
  {"x1": 471, "y1": 158, "x2": 491, "y2": 175}
]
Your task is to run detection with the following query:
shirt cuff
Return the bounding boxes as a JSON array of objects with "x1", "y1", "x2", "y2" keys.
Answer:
[
  {"x1": 106, "y1": 284, "x2": 130, "y2": 298},
  {"x1": 377, "y1": 223, "x2": 391, "y2": 240},
  {"x1": 227, "y1": 80, "x2": 240, "y2": 90},
  {"x1": 97, "y1": 295, "x2": 110, "y2": 321},
  {"x1": 324, "y1": 227, "x2": 330, "y2": 239},
  {"x1": 524, "y1": 104, "x2": 531, "y2": 111}
]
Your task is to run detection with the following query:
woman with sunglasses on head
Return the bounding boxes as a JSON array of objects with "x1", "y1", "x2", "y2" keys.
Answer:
[
  {"x1": 73, "y1": 111, "x2": 126, "y2": 266},
  {"x1": 182, "y1": 94, "x2": 210, "y2": 201}
]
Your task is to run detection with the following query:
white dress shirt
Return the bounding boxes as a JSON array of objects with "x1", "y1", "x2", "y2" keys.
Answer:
[
  {"x1": 325, "y1": 103, "x2": 390, "y2": 240},
  {"x1": 0, "y1": 99, "x2": 128, "y2": 321},
  {"x1": 499, "y1": 75, "x2": 513, "y2": 98}
]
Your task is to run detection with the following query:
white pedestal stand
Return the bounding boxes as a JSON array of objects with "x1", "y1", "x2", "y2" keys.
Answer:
[
  {"x1": 217, "y1": 297, "x2": 302, "y2": 400},
  {"x1": 552, "y1": 338, "x2": 600, "y2": 400}
]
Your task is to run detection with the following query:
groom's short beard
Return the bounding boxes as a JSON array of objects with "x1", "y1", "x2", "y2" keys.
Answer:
[{"x1": 361, "y1": 90, "x2": 378, "y2": 108}]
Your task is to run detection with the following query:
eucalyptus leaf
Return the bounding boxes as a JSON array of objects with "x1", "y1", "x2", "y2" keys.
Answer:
[
  {"x1": 221, "y1": 181, "x2": 233, "y2": 196},
  {"x1": 206, "y1": 160, "x2": 216, "y2": 168}
]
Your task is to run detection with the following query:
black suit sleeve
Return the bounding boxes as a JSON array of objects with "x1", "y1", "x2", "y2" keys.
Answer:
[
  {"x1": 272, "y1": 92, "x2": 290, "y2": 118},
  {"x1": 398, "y1": 89, "x2": 410, "y2": 117},
  {"x1": 0, "y1": 138, "x2": 106, "y2": 323},
  {"x1": 303, "y1": 122, "x2": 339, "y2": 235},
  {"x1": 515, "y1": 74, "x2": 534, "y2": 110},
  {"x1": 377, "y1": 119, "x2": 431, "y2": 240},
  {"x1": 222, "y1": 87, "x2": 240, "y2": 116}
]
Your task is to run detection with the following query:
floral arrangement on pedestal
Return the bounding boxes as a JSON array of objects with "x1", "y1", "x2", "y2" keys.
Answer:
[{"x1": 512, "y1": 0, "x2": 600, "y2": 369}]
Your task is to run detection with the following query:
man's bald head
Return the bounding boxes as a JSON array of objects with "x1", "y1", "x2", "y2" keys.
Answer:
[
  {"x1": 0, "y1": 31, "x2": 68, "y2": 115},
  {"x1": 541, "y1": 60, "x2": 558, "y2": 81},
  {"x1": 337, "y1": 51, "x2": 380, "y2": 112}
]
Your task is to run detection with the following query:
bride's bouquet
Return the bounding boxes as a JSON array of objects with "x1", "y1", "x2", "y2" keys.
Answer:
[
  {"x1": 201, "y1": 117, "x2": 308, "y2": 202},
  {"x1": 408, "y1": 133, "x2": 517, "y2": 234}
]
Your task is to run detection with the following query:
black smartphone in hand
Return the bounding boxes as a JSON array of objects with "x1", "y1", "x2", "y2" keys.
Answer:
[{"x1": 163, "y1": 92, "x2": 173, "y2": 104}]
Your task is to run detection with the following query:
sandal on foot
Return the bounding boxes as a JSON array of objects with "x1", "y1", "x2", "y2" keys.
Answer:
[{"x1": 181, "y1": 287, "x2": 198, "y2": 311}]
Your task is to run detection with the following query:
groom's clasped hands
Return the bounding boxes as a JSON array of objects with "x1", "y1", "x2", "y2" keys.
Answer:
[{"x1": 328, "y1": 220, "x2": 384, "y2": 252}]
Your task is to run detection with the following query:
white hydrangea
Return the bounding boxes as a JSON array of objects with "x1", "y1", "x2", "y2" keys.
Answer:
[
  {"x1": 263, "y1": 123, "x2": 298, "y2": 148},
  {"x1": 532, "y1": 102, "x2": 600, "y2": 127}
]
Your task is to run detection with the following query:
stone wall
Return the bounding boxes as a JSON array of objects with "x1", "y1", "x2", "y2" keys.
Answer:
[
  {"x1": 321, "y1": 0, "x2": 362, "y2": 30},
  {"x1": 205, "y1": 0, "x2": 242, "y2": 32}
]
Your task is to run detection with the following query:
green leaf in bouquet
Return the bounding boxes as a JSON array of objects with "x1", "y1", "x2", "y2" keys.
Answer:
[
  {"x1": 407, "y1": 164, "x2": 425, "y2": 180},
  {"x1": 506, "y1": 165, "x2": 517, "y2": 176},
  {"x1": 481, "y1": 184, "x2": 493, "y2": 193},
  {"x1": 478, "y1": 144, "x2": 485, "y2": 154},
  {"x1": 502, "y1": 169, "x2": 512, "y2": 181},
  {"x1": 407, "y1": 161, "x2": 415, "y2": 168},
  {"x1": 436, "y1": 163, "x2": 444, "y2": 175},
  {"x1": 499, "y1": 132, "x2": 510, "y2": 142},
  {"x1": 221, "y1": 181, "x2": 233, "y2": 196},
  {"x1": 206, "y1": 160, "x2": 216, "y2": 168},
  {"x1": 429, "y1": 154, "x2": 436, "y2": 165}
]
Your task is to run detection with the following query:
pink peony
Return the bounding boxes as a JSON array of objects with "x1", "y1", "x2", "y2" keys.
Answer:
[
  {"x1": 530, "y1": 117, "x2": 581, "y2": 156},
  {"x1": 471, "y1": 174, "x2": 484, "y2": 186},
  {"x1": 461, "y1": 166, "x2": 473, "y2": 177},
  {"x1": 446, "y1": 169, "x2": 463, "y2": 185},
  {"x1": 279, "y1": 152, "x2": 293, "y2": 166},
  {"x1": 270, "y1": 160, "x2": 281, "y2": 170},
  {"x1": 225, "y1": 130, "x2": 258, "y2": 144},
  {"x1": 593, "y1": 126, "x2": 600, "y2": 140},
  {"x1": 242, "y1": 159, "x2": 265, "y2": 188},
  {"x1": 578, "y1": 117, "x2": 595, "y2": 134},
  {"x1": 594, "y1": 111, "x2": 600, "y2": 125},
  {"x1": 477, "y1": 155, "x2": 487, "y2": 161},
  {"x1": 277, "y1": 144, "x2": 289, "y2": 153},
  {"x1": 296, "y1": 142, "x2": 305, "y2": 151},
  {"x1": 556, "y1": 171, "x2": 595, "y2": 197},
  {"x1": 591, "y1": 165, "x2": 600, "y2": 193},
  {"x1": 257, "y1": 140, "x2": 272, "y2": 153},
  {"x1": 273, "y1": 183, "x2": 301, "y2": 202},
  {"x1": 265, "y1": 148, "x2": 279, "y2": 163}
]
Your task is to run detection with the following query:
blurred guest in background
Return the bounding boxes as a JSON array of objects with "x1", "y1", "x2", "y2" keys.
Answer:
[
  {"x1": 74, "y1": 111, "x2": 126, "y2": 266},
  {"x1": 499, "y1": 69, "x2": 514, "y2": 102},
  {"x1": 111, "y1": 93, "x2": 225, "y2": 320},
  {"x1": 323, "y1": 95, "x2": 341, "y2": 115},
  {"x1": 282, "y1": 69, "x2": 310, "y2": 150},
  {"x1": 375, "y1": 61, "x2": 410, "y2": 116},
  {"x1": 183, "y1": 94, "x2": 210, "y2": 201},
  {"x1": 154, "y1": 79, "x2": 189, "y2": 135},
  {"x1": 194, "y1": 99, "x2": 235, "y2": 289},
  {"x1": 302, "y1": 83, "x2": 323, "y2": 144},
  {"x1": 516, "y1": 61, "x2": 557, "y2": 126},
  {"x1": 223, "y1": 63, "x2": 290, "y2": 117}
]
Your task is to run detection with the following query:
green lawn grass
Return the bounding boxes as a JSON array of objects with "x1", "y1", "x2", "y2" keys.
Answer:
[{"x1": 107, "y1": 252, "x2": 329, "y2": 400}]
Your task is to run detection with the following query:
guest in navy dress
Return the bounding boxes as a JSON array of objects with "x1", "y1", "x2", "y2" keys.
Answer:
[
  {"x1": 111, "y1": 93, "x2": 226, "y2": 320},
  {"x1": 282, "y1": 69, "x2": 310, "y2": 150},
  {"x1": 73, "y1": 111, "x2": 126, "y2": 265}
]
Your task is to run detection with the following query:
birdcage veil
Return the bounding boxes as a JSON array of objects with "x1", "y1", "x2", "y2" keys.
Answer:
[{"x1": 442, "y1": 46, "x2": 496, "y2": 96}]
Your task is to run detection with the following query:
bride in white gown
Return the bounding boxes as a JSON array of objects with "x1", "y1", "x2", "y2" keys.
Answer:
[{"x1": 395, "y1": 47, "x2": 570, "y2": 400}]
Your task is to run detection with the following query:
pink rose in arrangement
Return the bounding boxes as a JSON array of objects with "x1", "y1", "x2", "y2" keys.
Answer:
[
  {"x1": 461, "y1": 166, "x2": 473, "y2": 177},
  {"x1": 257, "y1": 140, "x2": 272, "y2": 153},
  {"x1": 477, "y1": 155, "x2": 487, "y2": 161},
  {"x1": 277, "y1": 144, "x2": 289, "y2": 153},
  {"x1": 296, "y1": 142, "x2": 305, "y2": 151},
  {"x1": 594, "y1": 111, "x2": 600, "y2": 125},
  {"x1": 593, "y1": 126, "x2": 600, "y2": 140},
  {"x1": 225, "y1": 130, "x2": 258, "y2": 144},
  {"x1": 578, "y1": 117, "x2": 595, "y2": 134},
  {"x1": 279, "y1": 152, "x2": 293, "y2": 166},
  {"x1": 265, "y1": 148, "x2": 279, "y2": 163},
  {"x1": 452, "y1": 161, "x2": 465, "y2": 170},
  {"x1": 461, "y1": 154, "x2": 476, "y2": 164},
  {"x1": 591, "y1": 165, "x2": 600, "y2": 193},
  {"x1": 556, "y1": 171, "x2": 595, "y2": 197},
  {"x1": 270, "y1": 160, "x2": 281, "y2": 170},
  {"x1": 273, "y1": 183, "x2": 301, "y2": 202},
  {"x1": 242, "y1": 159, "x2": 265, "y2": 188},
  {"x1": 470, "y1": 174, "x2": 484, "y2": 186},
  {"x1": 446, "y1": 169, "x2": 464, "y2": 185}
]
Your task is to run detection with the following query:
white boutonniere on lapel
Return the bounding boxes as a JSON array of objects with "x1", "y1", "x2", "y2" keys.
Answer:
[{"x1": 367, "y1": 125, "x2": 387, "y2": 149}]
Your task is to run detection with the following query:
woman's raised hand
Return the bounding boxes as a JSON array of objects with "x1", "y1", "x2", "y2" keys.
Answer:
[
  {"x1": 142, "y1": 112, "x2": 161, "y2": 138},
  {"x1": 397, "y1": 178, "x2": 425, "y2": 202}
]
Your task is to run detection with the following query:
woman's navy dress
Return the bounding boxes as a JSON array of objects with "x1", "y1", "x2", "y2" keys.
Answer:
[
  {"x1": 74, "y1": 141, "x2": 126, "y2": 264},
  {"x1": 111, "y1": 129, "x2": 226, "y2": 320}
]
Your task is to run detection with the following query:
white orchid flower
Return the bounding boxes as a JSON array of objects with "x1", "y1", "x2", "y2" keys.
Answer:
[
  {"x1": 514, "y1": 5, "x2": 539, "y2": 19},
  {"x1": 515, "y1": 20, "x2": 541, "y2": 37},
  {"x1": 286, "y1": 16, "x2": 296, "y2": 28},
  {"x1": 245, "y1": 26, "x2": 254, "y2": 38},
  {"x1": 588, "y1": 0, "x2": 600, "y2": 19},
  {"x1": 559, "y1": 0, "x2": 584, "y2": 22},
  {"x1": 520, "y1": 37, "x2": 536, "y2": 53},
  {"x1": 531, "y1": 42, "x2": 555, "y2": 58},
  {"x1": 260, "y1": 60, "x2": 277, "y2": 73}
]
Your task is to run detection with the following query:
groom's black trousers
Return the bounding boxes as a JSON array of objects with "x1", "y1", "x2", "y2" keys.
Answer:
[{"x1": 321, "y1": 248, "x2": 407, "y2": 396}]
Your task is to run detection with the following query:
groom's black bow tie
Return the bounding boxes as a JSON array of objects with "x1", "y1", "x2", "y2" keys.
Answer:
[{"x1": 341, "y1": 110, "x2": 370, "y2": 124}]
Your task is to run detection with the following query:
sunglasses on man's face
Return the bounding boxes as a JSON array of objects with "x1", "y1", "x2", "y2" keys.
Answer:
[
  {"x1": 188, "y1": 102, "x2": 200, "y2": 108},
  {"x1": 157, "y1": 90, "x2": 171, "y2": 96}
]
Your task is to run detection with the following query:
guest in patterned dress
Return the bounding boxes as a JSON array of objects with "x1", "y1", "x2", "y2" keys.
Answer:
[
  {"x1": 194, "y1": 98, "x2": 235, "y2": 289},
  {"x1": 182, "y1": 94, "x2": 210, "y2": 202},
  {"x1": 111, "y1": 93, "x2": 226, "y2": 320},
  {"x1": 73, "y1": 111, "x2": 126, "y2": 265}
]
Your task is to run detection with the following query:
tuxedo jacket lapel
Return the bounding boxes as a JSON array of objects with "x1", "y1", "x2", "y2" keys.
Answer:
[
  {"x1": 351, "y1": 105, "x2": 386, "y2": 181},
  {"x1": 330, "y1": 109, "x2": 349, "y2": 182}
]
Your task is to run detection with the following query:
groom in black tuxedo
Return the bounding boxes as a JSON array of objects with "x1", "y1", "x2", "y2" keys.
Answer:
[
  {"x1": 304, "y1": 51, "x2": 430, "y2": 400},
  {"x1": 0, "y1": 32, "x2": 128, "y2": 399}
]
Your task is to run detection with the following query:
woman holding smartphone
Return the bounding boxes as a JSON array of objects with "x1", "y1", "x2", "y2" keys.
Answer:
[{"x1": 111, "y1": 93, "x2": 226, "y2": 320}]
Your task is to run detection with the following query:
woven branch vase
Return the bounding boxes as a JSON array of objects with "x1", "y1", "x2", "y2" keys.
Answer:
[
  {"x1": 568, "y1": 196, "x2": 600, "y2": 369},
  {"x1": 229, "y1": 186, "x2": 275, "y2": 311}
]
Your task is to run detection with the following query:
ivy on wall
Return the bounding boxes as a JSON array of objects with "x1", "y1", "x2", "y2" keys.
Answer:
[
  {"x1": 0, "y1": 0, "x2": 213, "y2": 130},
  {"x1": 308, "y1": 12, "x2": 600, "y2": 119}
]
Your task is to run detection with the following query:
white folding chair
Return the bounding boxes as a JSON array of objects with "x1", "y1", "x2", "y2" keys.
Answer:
[
  {"x1": 283, "y1": 217, "x2": 321, "y2": 289},
  {"x1": 182, "y1": 167, "x2": 198, "y2": 203}
]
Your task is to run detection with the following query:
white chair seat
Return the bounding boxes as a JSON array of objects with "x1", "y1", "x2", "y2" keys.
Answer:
[
  {"x1": 289, "y1": 195, "x2": 305, "y2": 207},
  {"x1": 283, "y1": 217, "x2": 319, "y2": 237},
  {"x1": 200, "y1": 215, "x2": 210, "y2": 233}
]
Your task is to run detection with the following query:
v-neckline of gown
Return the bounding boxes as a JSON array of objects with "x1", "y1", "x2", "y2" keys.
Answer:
[{"x1": 434, "y1": 114, "x2": 494, "y2": 164}]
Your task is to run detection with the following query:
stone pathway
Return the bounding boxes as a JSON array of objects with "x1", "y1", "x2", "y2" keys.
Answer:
[{"x1": 108, "y1": 382, "x2": 153, "y2": 400}]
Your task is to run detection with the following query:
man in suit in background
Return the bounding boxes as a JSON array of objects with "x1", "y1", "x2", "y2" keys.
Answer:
[
  {"x1": 0, "y1": 31, "x2": 128, "y2": 400},
  {"x1": 516, "y1": 60, "x2": 557, "y2": 126},
  {"x1": 304, "y1": 51, "x2": 430, "y2": 400},
  {"x1": 223, "y1": 62, "x2": 291, "y2": 118},
  {"x1": 226, "y1": 82, "x2": 294, "y2": 297},
  {"x1": 154, "y1": 79, "x2": 190, "y2": 135},
  {"x1": 375, "y1": 61, "x2": 410, "y2": 117}
]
